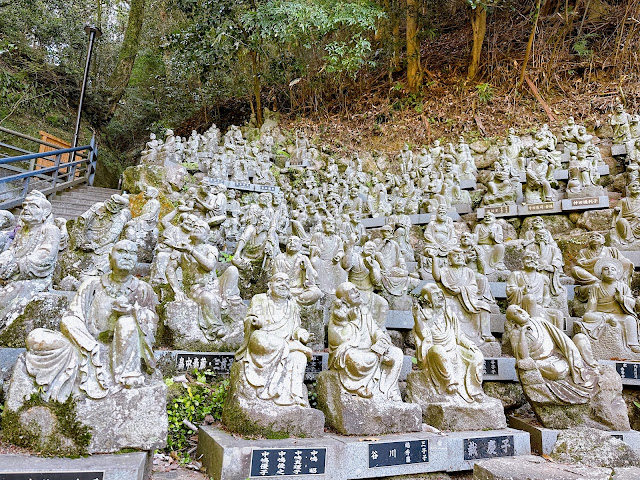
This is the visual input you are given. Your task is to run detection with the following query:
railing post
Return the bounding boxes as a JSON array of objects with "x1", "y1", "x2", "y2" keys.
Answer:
[
  {"x1": 88, "y1": 136, "x2": 97, "y2": 186},
  {"x1": 51, "y1": 153, "x2": 62, "y2": 189},
  {"x1": 21, "y1": 176, "x2": 31, "y2": 201}
]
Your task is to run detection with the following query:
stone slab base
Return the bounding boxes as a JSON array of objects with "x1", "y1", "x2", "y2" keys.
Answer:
[
  {"x1": 579, "y1": 323, "x2": 640, "y2": 362},
  {"x1": 477, "y1": 204, "x2": 518, "y2": 219},
  {"x1": 561, "y1": 195, "x2": 609, "y2": 211},
  {"x1": 76, "y1": 383, "x2": 168, "y2": 454},
  {"x1": 474, "y1": 454, "x2": 640, "y2": 480},
  {"x1": 317, "y1": 370, "x2": 421, "y2": 435},
  {"x1": 517, "y1": 201, "x2": 563, "y2": 216},
  {"x1": 0, "y1": 452, "x2": 149, "y2": 480},
  {"x1": 508, "y1": 416, "x2": 640, "y2": 455},
  {"x1": 197, "y1": 425, "x2": 530, "y2": 480}
]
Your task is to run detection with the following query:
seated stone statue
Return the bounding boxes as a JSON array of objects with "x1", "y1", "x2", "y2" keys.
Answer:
[
  {"x1": 610, "y1": 103, "x2": 632, "y2": 146},
  {"x1": 375, "y1": 225, "x2": 409, "y2": 297},
  {"x1": 405, "y1": 283, "x2": 506, "y2": 431},
  {"x1": 273, "y1": 235, "x2": 322, "y2": 306},
  {"x1": 571, "y1": 232, "x2": 633, "y2": 302},
  {"x1": 430, "y1": 249, "x2": 498, "y2": 354},
  {"x1": 575, "y1": 258, "x2": 640, "y2": 358},
  {"x1": 0, "y1": 191, "x2": 61, "y2": 329},
  {"x1": 222, "y1": 273, "x2": 324, "y2": 437},
  {"x1": 309, "y1": 217, "x2": 347, "y2": 295},
  {"x1": 316, "y1": 282, "x2": 421, "y2": 435},
  {"x1": 166, "y1": 219, "x2": 243, "y2": 344},
  {"x1": 123, "y1": 186, "x2": 160, "y2": 263},
  {"x1": 5, "y1": 239, "x2": 167, "y2": 453},
  {"x1": 525, "y1": 149, "x2": 556, "y2": 203},
  {"x1": 473, "y1": 212, "x2": 507, "y2": 274},
  {"x1": 610, "y1": 180, "x2": 640, "y2": 247},
  {"x1": 506, "y1": 250, "x2": 565, "y2": 330},
  {"x1": 481, "y1": 164, "x2": 519, "y2": 207},
  {"x1": 567, "y1": 150, "x2": 600, "y2": 196},
  {"x1": 424, "y1": 205, "x2": 459, "y2": 258},
  {"x1": 505, "y1": 305, "x2": 629, "y2": 430},
  {"x1": 526, "y1": 229, "x2": 567, "y2": 307},
  {"x1": 149, "y1": 210, "x2": 196, "y2": 285}
]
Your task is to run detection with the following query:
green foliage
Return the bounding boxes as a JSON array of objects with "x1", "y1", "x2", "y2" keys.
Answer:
[
  {"x1": 165, "y1": 374, "x2": 229, "y2": 461},
  {"x1": 475, "y1": 82, "x2": 494, "y2": 103},
  {"x1": 572, "y1": 34, "x2": 595, "y2": 58}
]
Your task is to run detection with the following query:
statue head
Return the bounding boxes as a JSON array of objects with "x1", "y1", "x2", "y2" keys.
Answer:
[
  {"x1": 144, "y1": 187, "x2": 159, "y2": 199},
  {"x1": 286, "y1": 236, "x2": 302, "y2": 254},
  {"x1": 362, "y1": 240, "x2": 377, "y2": 258},
  {"x1": 534, "y1": 229, "x2": 549, "y2": 245},
  {"x1": 335, "y1": 281, "x2": 362, "y2": 307},
  {"x1": 323, "y1": 217, "x2": 336, "y2": 235},
  {"x1": 508, "y1": 127, "x2": 516, "y2": 135},
  {"x1": 595, "y1": 257, "x2": 622, "y2": 282},
  {"x1": 149, "y1": 132, "x2": 156, "y2": 140},
  {"x1": 180, "y1": 214, "x2": 197, "y2": 233},
  {"x1": 110, "y1": 239, "x2": 138, "y2": 274},
  {"x1": 567, "y1": 116, "x2": 575, "y2": 126},
  {"x1": 448, "y1": 248, "x2": 466, "y2": 267},
  {"x1": 531, "y1": 216, "x2": 544, "y2": 230},
  {"x1": 21, "y1": 190, "x2": 51, "y2": 225},
  {"x1": 483, "y1": 212, "x2": 496, "y2": 224},
  {"x1": 105, "y1": 194, "x2": 129, "y2": 214},
  {"x1": 419, "y1": 282, "x2": 445, "y2": 310},
  {"x1": 0, "y1": 210, "x2": 15, "y2": 230},
  {"x1": 615, "y1": 103, "x2": 625, "y2": 114},
  {"x1": 629, "y1": 181, "x2": 640, "y2": 195},
  {"x1": 433, "y1": 140, "x2": 441, "y2": 147},
  {"x1": 460, "y1": 232, "x2": 474, "y2": 247},
  {"x1": 165, "y1": 129, "x2": 174, "y2": 138},
  {"x1": 588, "y1": 232, "x2": 605, "y2": 249},
  {"x1": 349, "y1": 210, "x2": 361, "y2": 223},
  {"x1": 268, "y1": 272, "x2": 291, "y2": 299},
  {"x1": 190, "y1": 219, "x2": 210, "y2": 243},
  {"x1": 506, "y1": 305, "x2": 530, "y2": 327},
  {"x1": 522, "y1": 250, "x2": 539, "y2": 270},
  {"x1": 381, "y1": 225, "x2": 393, "y2": 239},
  {"x1": 436, "y1": 205, "x2": 448, "y2": 221}
]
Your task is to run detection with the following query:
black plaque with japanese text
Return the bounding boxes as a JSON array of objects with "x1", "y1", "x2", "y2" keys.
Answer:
[
  {"x1": 249, "y1": 448, "x2": 326, "y2": 476},
  {"x1": 463, "y1": 435, "x2": 514, "y2": 460},
  {"x1": 368, "y1": 440, "x2": 429, "y2": 468},
  {"x1": 615, "y1": 362, "x2": 640, "y2": 380},
  {"x1": 0, "y1": 472, "x2": 104, "y2": 480},
  {"x1": 483, "y1": 359, "x2": 499, "y2": 376}
]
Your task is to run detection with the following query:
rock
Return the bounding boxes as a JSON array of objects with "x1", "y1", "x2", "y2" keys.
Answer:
[
  {"x1": 470, "y1": 139, "x2": 491, "y2": 154},
  {"x1": 473, "y1": 455, "x2": 630, "y2": 480},
  {"x1": 519, "y1": 215, "x2": 574, "y2": 239},
  {"x1": 484, "y1": 145, "x2": 500, "y2": 165},
  {"x1": 576, "y1": 209, "x2": 614, "y2": 232},
  {"x1": 579, "y1": 322, "x2": 640, "y2": 362},
  {"x1": 483, "y1": 381, "x2": 527, "y2": 410},
  {"x1": 622, "y1": 388, "x2": 640, "y2": 431},
  {"x1": 222, "y1": 362, "x2": 324, "y2": 437},
  {"x1": 405, "y1": 371, "x2": 507, "y2": 431},
  {"x1": 316, "y1": 370, "x2": 421, "y2": 435},
  {"x1": 589, "y1": 365, "x2": 631, "y2": 431},
  {"x1": 0, "y1": 292, "x2": 70, "y2": 348},
  {"x1": 551, "y1": 427, "x2": 640, "y2": 467}
]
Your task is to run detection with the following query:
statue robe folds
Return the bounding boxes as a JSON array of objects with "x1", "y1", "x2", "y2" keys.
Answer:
[
  {"x1": 236, "y1": 294, "x2": 311, "y2": 406},
  {"x1": 24, "y1": 275, "x2": 159, "y2": 402}
]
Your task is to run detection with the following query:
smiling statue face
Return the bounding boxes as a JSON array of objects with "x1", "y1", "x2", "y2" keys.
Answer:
[
  {"x1": 345, "y1": 284, "x2": 362, "y2": 306},
  {"x1": 270, "y1": 273, "x2": 291, "y2": 299},
  {"x1": 523, "y1": 253, "x2": 537, "y2": 270},
  {"x1": 286, "y1": 236, "x2": 301, "y2": 253},
  {"x1": 20, "y1": 200, "x2": 45, "y2": 225}
]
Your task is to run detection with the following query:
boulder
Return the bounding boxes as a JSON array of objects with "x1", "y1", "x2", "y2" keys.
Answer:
[{"x1": 551, "y1": 427, "x2": 640, "y2": 467}]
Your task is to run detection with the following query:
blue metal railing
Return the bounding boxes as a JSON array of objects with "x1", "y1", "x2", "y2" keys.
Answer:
[{"x1": 0, "y1": 127, "x2": 97, "y2": 209}]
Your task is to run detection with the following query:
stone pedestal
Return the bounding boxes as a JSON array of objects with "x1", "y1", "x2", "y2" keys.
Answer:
[
  {"x1": 163, "y1": 299, "x2": 246, "y2": 351},
  {"x1": 316, "y1": 370, "x2": 421, "y2": 436},
  {"x1": 222, "y1": 362, "x2": 325, "y2": 438},
  {"x1": 405, "y1": 370, "x2": 507, "y2": 431},
  {"x1": 575, "y1": 322, "x2": 640, "y2": 362}
]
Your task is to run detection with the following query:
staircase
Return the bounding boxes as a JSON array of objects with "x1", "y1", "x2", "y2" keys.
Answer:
[{"x1": 51, "y1": 185, "x2": 122, "y2": 220}]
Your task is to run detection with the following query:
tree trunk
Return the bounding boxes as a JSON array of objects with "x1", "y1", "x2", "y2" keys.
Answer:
[
  {"x1": 250, "y1": 50, "x2": 263, "y2": 128},
  {"x1": 391, "y1": 0, "x2": 401, "y2": 72},
  {"x1": 467, "y1": 4, "x2": 487, "y2": 80},
  {"x1": 406, "y1": 0, "x2": 421, "y2": 92},
  {"x1": 518, "y1": 0, "x2": 542, "y2": 90},
  {"x1": 105, "y1": 0, "x2": 146, "y2": 121}
]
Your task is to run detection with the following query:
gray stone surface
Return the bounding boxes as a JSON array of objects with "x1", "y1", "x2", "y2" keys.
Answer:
[
  {"x1": 473, "y1": 455, "x2": 640, "y2": 480},
  {"x1": 317, "y1": 370, "x2": 422, "y2": 435},
  {"x1": 517, "y1": 201, "x2": 563, "y2": 216},
  {"x1": 551, "y1": 427, "x2": 640, "y2": 467},
  {"x1": 561, "y1": 195, "x2": 609, "y2": 212},
  {"x1": 76, "y1": 382, "x2": 168, "y2": 454},
  {"x1": 0, "y1": 452, "x2": 149, "y2": 480}
]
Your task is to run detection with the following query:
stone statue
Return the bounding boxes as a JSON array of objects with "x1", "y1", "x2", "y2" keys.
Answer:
[
  {"x1": 123, "y1": 187, "x2": 160, "y2": 262},
  {"x1": 4, "y1": 239, "x2": 167, "y2": 453},
  {"x1": 405, "y1": 283, "x2": 507, "y2": 431},
  {"x1": 273, "y1": 235, "x2": 322, "y2": 306},
  {"x1": 610, "y1": 103, "x2": 632, "y2": 145},
  {"x1": 526, "y1": 229, "x2": 566, "y2": 307},
  {"x1": 0, "y1": 209, "x2": 16, "y2": 253},
  {"x1": 149, "y1": 210, "x2": 196, "y2": 285},
  {"x1": 481, "y1": 160, "x2": 518, "y2": 206},
  {"x1": 0, "y1": 191, "x2": 61, "y2": 329},
  {"x1": 571, "y1": 232, "x2": 633, "y2": 302},
  {"x1": 524, "y1": 149, "x2": 556, "y2": 203},
  {"x1": 610, "y1": 180, "x2": 640, "y2": 247},
  {"x1": 505, "y1": 128, "x2": 524, "y2": 172},
  {"x1": 309, "y1": 217, "x2": 347, "y2": 295},
  {"x1": 534, "y1": 123, "x2": 557, "y2": 152},
  {"x1": 505, "y1": 305, "x2": 629, "y2": 430},
  {"x1": 222, "y1": 273, "x2": 324, "y2": 437},
  {"x1": 567, "y1": 150, "x2": 600, "y2": 196},
  {"x1": 374, "y1": 225, "x2": 409, "y2": 297},
  {"x1": 166, "y1": 219, "x2": 242, "y2": 341},
  {"x1": 316, "y1": 281, "x2": 421, "y2": 435},
  {"x1": 140, "y1": 132, "x2": 160, "y2": 164},
  {"x1": 473, "y1": 212, "x2": 507, "y2": 274},
  {"x1": 575, "y1": 258, "x2": 640, "y2": 358},
  {"x1": 561, "y1": 116, "x2": 581, "y2": 153},
  {"x1": 430, "y1": 249, "x2": 498, "y2": 354},
  {"x1": 506, "y1": 250, "x2": 566, "y2": 330},
  {"x1": 72, "y1": 194, "x2": 131, "y2": 277},
  {"x1": 423, "y1": 205, "x2": 459, "y2": 258}
]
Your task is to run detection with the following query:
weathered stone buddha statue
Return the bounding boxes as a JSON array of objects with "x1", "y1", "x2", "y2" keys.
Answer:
[
  {"x1": 405, "y1": 283, "x2": 507, "y2": 431},
  {"x1": 473, "y1": 212, "x2": 507, "y2": 275},
  {"x1": 423, "y1": 205, "x2": 459, "y2": 258},
  {"x1": 375, "y1": 225, "x2": 409, "y2": 297},
  {"x1": 223, "y1": 273, "x2": 324, "y2": 437},
  {"x1": 525, "y1": 229, "x2": 566, "y2": 303},
  {"x1": 123, "y1": 186, "x2": 160, "y2": 263},
  {"x1": 430, "y1": 249, "x2": 498, "y2": 355},
  {"x1": 0, "y1": 191, "x2": 61, "y2": 330},
  {"x1": 309, "y1": 217, "x2": 347, "y2": 295},
  {"x1": 524, "y1": 149, "x2": 556, "y2": 203},
  {"x1": 567, "y1": 149, "x2": 600, "y2": 196},
  {"x1": 149, "y1": 210, "x2": 196, "y2": 285},
  {"x1": 506, "y1": 250, "x2": 566, "y2": 330},
  {"x1": 574, "y1": 258, "x2": 640, "y2": 360},
  {"x1": 316, "y1": 281, "x2": 421, "y2": 435},
  {"x1": 273, "y1": 235, "x2": 322, "y2": 306},
  {"x1": 5, "y1": 240, "x2": 167, "y2": 453},
  {"x1": 140, "y1": 132, "x2": 160, "y2": 164},
  {"x1": 610, "y1": 102, "x2": 632, "y2": 146},
  {"x1": 505, "y1": 305, "x2": 630, "y2": 431},
  {"x1": 481, "y1": 160, "x2": 518, "y2": 206},
  {"x1": 610, "y1": 180, "x2": 640, "y2": 247}
]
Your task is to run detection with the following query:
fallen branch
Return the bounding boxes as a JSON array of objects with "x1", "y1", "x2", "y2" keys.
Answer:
[{"x1": 524, "y1": 75, "x2": 556, "y2": 122}]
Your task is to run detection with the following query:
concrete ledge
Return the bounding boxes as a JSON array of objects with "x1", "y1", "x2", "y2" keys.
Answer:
[
  {"x1": 508, "y1": 416, "x2": 640, "y2": 455},
  {"x1": 197, "y1": 426, "x2": 530, "y2": 479},
  {"x1": 0, "y1": 452, "x2": 148, "y2": 480}
]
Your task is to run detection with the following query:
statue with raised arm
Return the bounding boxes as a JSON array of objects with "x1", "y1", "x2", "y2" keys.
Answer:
[
  {"x1": 5, "y1": 239, "x2": 167, "y2": 453},
  {"x1": 309, "y1": 217, "x2": 347, "y2": 295},
  {"x1": 574, "y1": 258, "x2": 640, "y2": 359},
  {"x1": 505, "y1": 305, "x2": 629, "y2": 430},
  {"x1": 222, "y1": 273, "x2": 324, "y2": 437},
  {"x1": 316, "y1": 281, "x2": 421, "y2": 435},
  {"x1": 405, "y1": 283, "x2": 507, "y2": 431},
  {"x1": 610, "y1": 103, "x2": 632, "y2": 146},
  {"x1": 273, "y1": 235, "x2": 322, "y2": 306},
  {"x1": 0, "y1": 191, "x2": 61, "y2": 330},
  {"x1": 375, "y1": 225, "x2": 409, "y2": 297}
]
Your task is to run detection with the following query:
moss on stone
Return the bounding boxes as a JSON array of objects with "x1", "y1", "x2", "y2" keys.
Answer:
[
  {"x1": 0, "y1": 294, "x2": 68, "y2": 348},
  {"x1": 1, "y1": 393, "x2": 91, "y2": 456}
]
